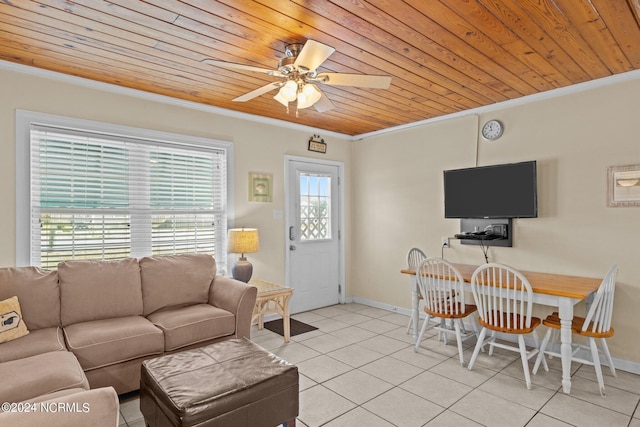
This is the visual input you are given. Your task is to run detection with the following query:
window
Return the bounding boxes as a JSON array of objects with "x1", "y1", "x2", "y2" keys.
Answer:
[
  {"x1": 299, "y1": 173, "x2": 332, "y2": 241},
  {"x1": 16, "y1": 111, "x2": 233, "y2": 271}
]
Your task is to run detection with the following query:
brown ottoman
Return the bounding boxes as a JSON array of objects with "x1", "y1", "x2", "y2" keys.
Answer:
[{"x1": 140, "y1": 338, "x2": 298, "y2": 427}]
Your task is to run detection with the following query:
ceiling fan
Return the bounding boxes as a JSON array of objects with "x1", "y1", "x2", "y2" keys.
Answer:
[{"x1": 203, "y1": 40, "x2": 392, "y2": 115}]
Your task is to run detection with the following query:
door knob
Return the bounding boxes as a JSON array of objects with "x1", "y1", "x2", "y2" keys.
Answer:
[{"x1": 289, "y1": 245, "x2": 296, "y2": 251}]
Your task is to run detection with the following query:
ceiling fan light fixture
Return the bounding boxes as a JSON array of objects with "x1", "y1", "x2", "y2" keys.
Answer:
[
  {"x1": 273, "y1": 90, "x2": 289, "y2": 107},
  {"x1": 205, "y1": 39, "x2": 390, "y2": 115},
  {"x1": 279, "y1": 80, "x2": 298, "y2": 102},
  {"x1": 297, "y1": 83, "x2": 322, "y2": 109}
]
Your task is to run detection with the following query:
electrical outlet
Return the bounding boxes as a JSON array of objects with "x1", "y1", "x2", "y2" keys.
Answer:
[{"x1": 441, "y1": 237, "x2": 450, "y2": 248}]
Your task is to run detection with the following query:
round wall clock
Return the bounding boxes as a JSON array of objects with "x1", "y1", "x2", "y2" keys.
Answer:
[{"x1": 481, "y1": 119, "x2": 504, "y2": 140}]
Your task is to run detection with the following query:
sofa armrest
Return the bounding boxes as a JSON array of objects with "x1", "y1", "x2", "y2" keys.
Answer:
[
  {"x1": 0, "y1": 387, "x2": 119, "y2": 427},
  {"x1": 209, "y1": 276, "x2": 257, "y2": 339}
]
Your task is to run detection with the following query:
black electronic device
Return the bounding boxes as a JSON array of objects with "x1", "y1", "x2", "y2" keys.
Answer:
[
  {"x1": 458, "y1": 218, "x2": 512, "y2": 247},
  {"x1": 454, "y1": 232, "x2": 501, "y2": 241},
  {"x1": 443, "y1": 161, "x2": 537, "y2": 219}
]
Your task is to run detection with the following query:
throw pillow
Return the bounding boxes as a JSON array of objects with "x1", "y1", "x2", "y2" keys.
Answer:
[{"x1": 0, "y1": 296, "x2": 29, "y2": 343}]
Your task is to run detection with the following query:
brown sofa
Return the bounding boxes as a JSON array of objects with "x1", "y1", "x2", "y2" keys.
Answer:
[{"x1": 0, "y1": 253, "x2": 257, "y2": 425}]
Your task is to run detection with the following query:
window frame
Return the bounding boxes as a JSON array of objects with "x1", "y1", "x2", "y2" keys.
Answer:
[{"x1": 15, "y1": 110, "x2": 235, "y2": 270}]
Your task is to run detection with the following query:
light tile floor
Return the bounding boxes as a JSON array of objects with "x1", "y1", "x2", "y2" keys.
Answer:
[{"x1": 119, "y1": 303, "x2": 640, "y2": 427}]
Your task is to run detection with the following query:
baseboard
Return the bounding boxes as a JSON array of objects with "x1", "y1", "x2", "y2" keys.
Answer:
[{"x1": 349, "y1": 297, "x2": 640, "y2": 376}]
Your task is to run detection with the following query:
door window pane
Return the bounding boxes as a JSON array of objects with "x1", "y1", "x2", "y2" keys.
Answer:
[{"x1": 299, "y1": 173, "x2": 331, "y2": 240}]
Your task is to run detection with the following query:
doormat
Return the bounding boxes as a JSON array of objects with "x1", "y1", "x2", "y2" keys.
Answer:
[{"x1": 263, "y1": 318, "x2": 318, "y2": 337}]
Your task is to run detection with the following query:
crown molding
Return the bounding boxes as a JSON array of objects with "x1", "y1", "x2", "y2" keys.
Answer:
[
  {"x1": 3, "y1": 59, "x2": 639, "y2": 142},
  {"x1": 353, "y1": 69, "x2": 640, "y2": 140},
  {"x1": 0, "y1": 60, "x2": 351, "y2": 140}
]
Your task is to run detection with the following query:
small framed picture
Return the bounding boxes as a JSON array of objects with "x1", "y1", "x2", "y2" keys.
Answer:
[
  {"x1": 308, "y1": 139, "x2": 327, "y2": 153},
  {"x1": 607, "y1": 164, "x2": 640, "y2": 207},
  {"x1": 249, "y1": 173, "x2": 272, "y2": 203}
]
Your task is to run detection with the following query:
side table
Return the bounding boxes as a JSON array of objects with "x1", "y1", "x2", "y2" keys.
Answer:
[{"x1": 250, "y1": 279, "x2": 294, "y2": 343}]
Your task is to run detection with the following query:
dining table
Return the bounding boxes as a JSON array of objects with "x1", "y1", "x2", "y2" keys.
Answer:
[{"x1": 401, "y1": 263, "x2": 602, "y2": 394}]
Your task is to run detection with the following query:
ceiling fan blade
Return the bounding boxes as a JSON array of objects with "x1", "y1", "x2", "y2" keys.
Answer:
[
  {"x1": 316, "y1": 72, "x2": 392, "y2": 89},
  {"x1": 313, "y1": 93, "x2": 335, "y2": 113},
  {"x1": 233, "y1": 82, "x2": 281, "y2": 102},
  {"x1": 294, "y1": 40, "x2": 335, "y2": 73},
  {"x1": 202, "y1": 59, "x2": 283, "y2": 77}
]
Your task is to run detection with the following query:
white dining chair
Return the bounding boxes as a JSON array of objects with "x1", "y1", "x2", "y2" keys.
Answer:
[
  {"x1": 467, "y1": 263, "x2": 547, "y2": 389},
  {"x1": 405, "y1": 247, "x2": 427, "y2": 334},
  {"x1": 533, "y1": 265, "x2": 618, "y2": 396},
  {"x1": 414, "y1": 258, "x2": 479, "y2": 366}
]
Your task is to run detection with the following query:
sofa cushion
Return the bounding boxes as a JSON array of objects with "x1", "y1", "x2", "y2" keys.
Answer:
[
  {"x1": 58, "y1": 258, "x2": 143, "y2": 326},
  {"x1": 0, "y1": 266, "x2": 60, "y2": 329},
  {"x1": 0, "y1": 296, "x2": 29, "y2": 343},
  {"x1": 147, "y1": 304, "x2": 236, "y2": 351},
  {"x1": 0, "y1": 350, "x2": 89, "y2": 404},
  {"x1": 63, "y1": 316, "x2": 164, "y2": 371},
  {"x1": 140, "y1": 254, "x2": 216, "y2": 316},
  {"x1": 0, "y1": 327, "x2": 65, "y2": 362}
]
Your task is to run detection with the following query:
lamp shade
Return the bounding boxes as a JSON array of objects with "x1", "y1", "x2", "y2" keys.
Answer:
[
  {"x1": 273, "y1": 90, "x2": 290, "y2": 107},
  {"x1": 297, "y1": 83, "x2": 322, "y2": 109},
  {"x1": 279, "y1": 80, "x2": 298, "y2": 102},
  {"x1": 227, "y1": 228, "x2": 259, "y2": 255},
  {"x1": 227, "y1": 228, "x2": 259, "y2": 282}
]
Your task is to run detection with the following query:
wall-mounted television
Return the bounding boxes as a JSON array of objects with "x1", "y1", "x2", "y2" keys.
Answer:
[{"x1": 444, "y1": 160, "x2": 537, "y2": 219}]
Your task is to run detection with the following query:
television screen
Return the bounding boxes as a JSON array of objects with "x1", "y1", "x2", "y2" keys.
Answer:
[{"x1": 444, "y1": 161, "x2": 537, "y2": 219}]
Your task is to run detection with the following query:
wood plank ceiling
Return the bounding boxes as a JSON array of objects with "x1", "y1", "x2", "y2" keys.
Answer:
[{"x1": 1, "y1": 1, "x2": 639, "y2": 136}]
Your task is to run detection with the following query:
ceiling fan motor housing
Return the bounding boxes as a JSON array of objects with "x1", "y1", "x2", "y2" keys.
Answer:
[
  {"x1": 284, "y1": 43, "x2": 304, "y2": 58},
  {"x1": 278, "y1": 56, "x2": 297, "y2": 74}
]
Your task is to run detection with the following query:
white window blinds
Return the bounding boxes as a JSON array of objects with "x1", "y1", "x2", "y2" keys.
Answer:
[{"x1": 29, "y1": 124, "x2": 228, "y2": 270}]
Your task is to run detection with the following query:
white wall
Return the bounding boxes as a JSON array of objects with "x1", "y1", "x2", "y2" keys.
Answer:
[
  {"x1": 0, "y1": 66, "x2": 352, "y2": 287},
  {"x1": 1, "y1": 63, "x2": 639, "y2": 365},
  {"x1": 351, "y1": 76, "x2": 640, "y2": 363}
]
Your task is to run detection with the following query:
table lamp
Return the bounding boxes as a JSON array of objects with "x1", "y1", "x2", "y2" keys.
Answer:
[{"x1": 227, "y1": 227, "x2": 259, "y2": 282}]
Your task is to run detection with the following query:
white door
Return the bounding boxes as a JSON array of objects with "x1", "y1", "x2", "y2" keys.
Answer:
[{"x1": 285, "y1": 157, "x2": 342, "y2": 314}]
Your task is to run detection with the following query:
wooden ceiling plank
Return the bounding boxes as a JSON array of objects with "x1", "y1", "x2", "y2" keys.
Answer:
[
  {"x1": 628, "y1": 0, "x2": 640, "y2": 26},
  {"x1": 0, "y1": 19, "x2": 275, "y2": 105},
  {"x1": 478, "y1": 0, "x2": 592, "y2": 83},
  {"x1": 175, "y1": 0, "x2": 478, "y2": 117},
  {"x1": 147, "y1": 0, "x2": 286, "y2": 63},
  {"x1": 553, "y1": 0, "x2": 634, "y2": 74},
  {"x1": 41, "y1": 0, "x2": 282, "y2": 68},
  {"x1": 0, "y1": 15, "x2": 250, "y2": 99},
  {"x1": 14, "y1": 2, "x2": 317, "y2": 106},
  {"x1": 412, "y1": 0, "x2": 547, "y2": 93},
  {"x1": 8, "y1": 2, "x2": 154, "y2": 50},
  {"x1": 0, "y1": 33, "x2": 225, "y2": 100},
  {"x1": 517, "y1": 0, "x2": 612, "y2": 79},
  {"x1": 447, "y1": 0, "x2": 571, "y2": 90},
  {"x1": 334, "y1": 0, "x2": 523, "y2": 99},
  {"x1": 0, "y1": 0, "x2": 638, "y2": 135},
  {"x1": 61, "y1": 0, "x2": 179, "y2": 24},
  {"x1": 22, "y1": 0, "x2": 239, "y2": 71},
  {"x1": 0, "y1": 8, "x2": 201, "y2": 75},
  {"x1": 0, "y1": 34, "x2": 380, "y2": 133},
  {"x1": 590, "y1": 0, "x2": 640, "y2": 67},
  {"x1": 279, "y1": 0, "x2": 507, "y2": 104},
  {"x1": 171, "y1": 0, "x2": 470, "y2": 117},
  {"x1": 0, "y1": 27, "x2": 390, "y2": 135},
  {"x1": 437, "y1": 0, "x2": 562, "y2": 92},
  {"x1": 368, "y1": 0, "x2": 536, "y2": 97},
  {"x1": 501, "y1": 39, "x2": 572, "y2": 88},
  {"x1": 220, "y1": 0, "x2": 495, "y2": 107}
]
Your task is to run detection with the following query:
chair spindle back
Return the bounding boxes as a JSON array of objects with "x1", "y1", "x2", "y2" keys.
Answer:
[
  {"x1": 471, "y1": 263, "x2": 534, "y2": 330},
  {"x1": 583, "y1": 265, "x2": 618, "y2": 334},
  {"x1": 416, "y1": 258, "x2": 467, "y2": 316},
  {"x1": 407, "y1": 247, "x2": 427, "y2": 270}
]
